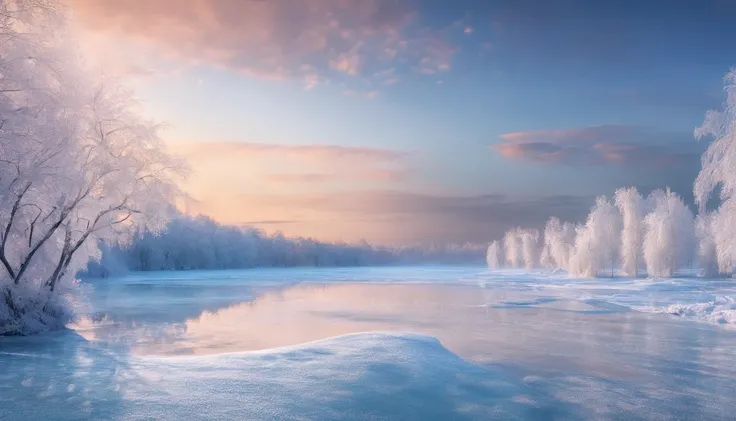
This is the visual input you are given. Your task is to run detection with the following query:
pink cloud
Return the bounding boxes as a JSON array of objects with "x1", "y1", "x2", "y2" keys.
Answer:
[
  {"x1": 343, "y1": 89, "x2": 379, "y2": 99},
  {"x1": 492, "y1": 126, "x2": 700, "y2": 167},
  {"x1": 374, "y1": 67, "x2": 398, "y2": 85},
  {"x1": 330, "y1": 54, "x2": 363, "y2": 76},
  {"x1": 265, "y1": 174, "x2": 335, "y2": 185},
  {"x1": 264, "y1": 169, "x2": 409, "y2": 185},
  {"x1": 417, "y1": 37, "x2": 455, "y2": 74},
  {"x1": 170, "y1": 140, "x2": 411, "y2": 200},
  {"x1": 174, "y1": 141, "x2": 407, "y2": 163},
  {"x1": 194, "y1": 190, "x2": 591, "y2": 244},
  {"x1": 69, "y1": 0, "x2": 456, "y2": 89}
]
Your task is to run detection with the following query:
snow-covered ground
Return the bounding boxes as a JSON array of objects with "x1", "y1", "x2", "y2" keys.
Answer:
[{"x1": 2, "y1": 267, "x2": 736, "y2": 420}]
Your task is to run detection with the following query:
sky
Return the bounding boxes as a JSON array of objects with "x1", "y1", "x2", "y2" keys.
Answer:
[{"x1": 67, "y1": 0, "x2": 736, "y2": 245}]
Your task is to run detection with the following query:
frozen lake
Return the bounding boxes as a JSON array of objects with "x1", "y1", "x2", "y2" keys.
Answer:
[{"x1": 2, "y1": 267, "x2": 736, "y2": 420}]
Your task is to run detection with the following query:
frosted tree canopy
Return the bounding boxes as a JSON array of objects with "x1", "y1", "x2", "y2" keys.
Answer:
[{"x1": 1, "y1": 0, "x2": 186, "y2": 335}]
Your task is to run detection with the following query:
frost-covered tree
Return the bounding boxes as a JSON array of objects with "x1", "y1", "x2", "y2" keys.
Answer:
[
  {"x1": 1, "y1": 1, "x2": 185, "y2": 335},
  {"x1": 695, "y1": 208, "x2": 735, "y2": 276},
  {"x1": 569, "y1": 196, "x2": 621, "y2": 277},
  {"x1": 614, "y1": 187, "x2": 647, "y2": 276},
  {"x1": 538, "y1": 244, "x2": 553, "y2": 269},
  {"x1": 542, "y1": 217, "x2": 576, "y2": 270},
  {"x1": 520, "y1": 228, "x2": 539, "y2": 270},
  {"x1": 486, "y1": 240, "x2": 501, "y2": 269},
  {"x1": 642, "y1": 189, "x2": 696, "y2": 278},
  {"x1": 694, "y1": 68, "x2": 736, "y2": 275},
  {"x1": 695, "y1": 213, "x2": 718, "y2": 277},
  {"x1": 503, "y1": 228, "x2": 523, "y2": 268},
  {"x1": 499, "y1": 227, "x2": 539, "y2": 269}
]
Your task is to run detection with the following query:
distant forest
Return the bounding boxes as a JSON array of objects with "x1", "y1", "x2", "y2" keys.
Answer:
[{"x1": 84, "y1": 215, "x2": 487, "y2": 276}]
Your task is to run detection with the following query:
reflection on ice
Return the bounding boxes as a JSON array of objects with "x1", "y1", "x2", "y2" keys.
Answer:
[
  {"x1": 0, "y1": 332, "x2": 131, "y2": 420},
  {"x1": 4, "y1": 267, "x2": 736, "y2": 420},
  {"x1": 95, "y1": 281, "x2": 731, "y2": 385}
]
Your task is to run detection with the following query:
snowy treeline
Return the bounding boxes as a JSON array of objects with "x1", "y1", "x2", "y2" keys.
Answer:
[
  {"x1": 489, "y1": 189, "x2": 695, "y2": 278},
  {"x1": 487, "y1": 187, "x2": 700, "y2": 277},
  {"x1": 486, "y1": 68, "x2": 736, "y2": 278},
  {"x1": 1, "y1": 1, "x2": 184, "y2": 334},
  {"x1": 84, "y1": 215, "x2": 487, "y2": 276}
]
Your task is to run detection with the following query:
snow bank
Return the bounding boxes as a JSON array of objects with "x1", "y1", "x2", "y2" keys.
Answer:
[
  {"x1": 1, "y1": 331, "x2": 539, "y2": 420},
  {"x1": 0, "y1": 280, "x2": 85, "y2": 336},
  {"x1": 125, "y1": 332, "x2": 535, "y2": 420},
  {"x1": 657, "y1": 296, "x2": 736, "y2": 326}
]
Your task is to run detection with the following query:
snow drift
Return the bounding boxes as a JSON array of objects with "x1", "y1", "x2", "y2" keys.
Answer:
[
  {"x1": 655, "y1": 296, "x2": 736, "y2": 326},
  {"x1": 1, "y1": 332, "x2": 536, "y2": 420}
]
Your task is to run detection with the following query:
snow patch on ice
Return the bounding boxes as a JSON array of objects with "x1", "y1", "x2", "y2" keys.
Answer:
[{"x1": 637, "y1": 296, "x2": 736, "y2": 326}]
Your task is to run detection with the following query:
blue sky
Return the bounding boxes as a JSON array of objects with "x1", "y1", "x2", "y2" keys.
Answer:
[{"x1": 71, "y1": 0, "x2": 736, "y2": 244}]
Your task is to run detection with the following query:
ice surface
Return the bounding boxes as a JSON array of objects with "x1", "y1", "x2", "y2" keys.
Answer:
[
  {"x1": 0, "y1": 329, "x2": 545, "y2": 420},
  {"x1": 124, "y1": 332, "x2": 534, "y2": 421},
  {"x1": 2, "y1": 267, "x2": 736, "y2": 420}
]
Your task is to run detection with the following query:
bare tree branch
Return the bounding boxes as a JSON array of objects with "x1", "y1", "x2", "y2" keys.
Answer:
[{"x1": 0, "y1": 182, "x2": 32, "y2": 279}]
